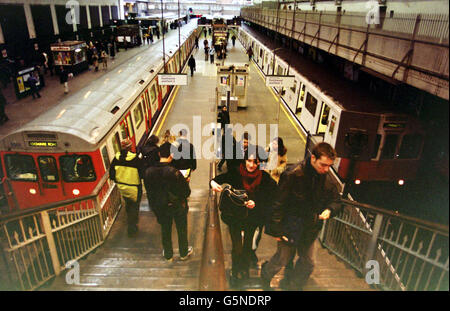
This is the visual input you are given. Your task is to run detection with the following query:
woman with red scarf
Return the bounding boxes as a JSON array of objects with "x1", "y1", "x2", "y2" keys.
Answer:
[{"x1": 211, "y1": 152, "x2": 277, "y2": 288}]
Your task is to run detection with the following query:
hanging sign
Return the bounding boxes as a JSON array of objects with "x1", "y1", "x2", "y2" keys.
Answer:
[
  {"x1": 265, "y1": 75, "x2": 295, "y2": 88},
  {"x1": 158, "y1": 73, "x2": 188, "y2": 85}
]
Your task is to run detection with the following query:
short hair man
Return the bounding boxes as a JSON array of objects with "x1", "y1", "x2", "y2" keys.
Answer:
[
  {"x1": 261, "y1": 142, "x2": 341, "y2": 290},
  {"x1": 143, "y1": 142, "x2": 193, "y2": 262}
]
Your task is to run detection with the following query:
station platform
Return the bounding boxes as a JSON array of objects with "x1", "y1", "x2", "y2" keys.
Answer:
[{"x1": 37, "y1": 28, "x2": 373, "y2": 291}]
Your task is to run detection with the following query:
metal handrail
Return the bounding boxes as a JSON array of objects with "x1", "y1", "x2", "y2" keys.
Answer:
[
  {"x1": 0, "y1": 173, "x2": 121, "y2": 290},
  {"x1": 198, "y1": 161, "x2": 227, "y2": 290}
]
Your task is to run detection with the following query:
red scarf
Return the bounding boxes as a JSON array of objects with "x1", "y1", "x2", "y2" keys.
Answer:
[{"x1": 239, "y1": 163, "x2": 262, "y2": 194}]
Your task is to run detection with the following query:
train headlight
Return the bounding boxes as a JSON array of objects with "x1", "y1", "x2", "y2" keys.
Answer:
[
  {"x1": 29, "y1": 188, "x2": 37, "y2": 195},
  {"x1": 354, "y1": 179, "x2": 361, "y2": 185},
  {"x1": 73, "y1": 189, "x2": 80, "y2": 196},
  {"x1": 398, "y1": 179, "x2": 405, "y2": 186}
]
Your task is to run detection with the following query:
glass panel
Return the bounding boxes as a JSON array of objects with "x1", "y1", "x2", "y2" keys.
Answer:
[
  {"x1": 305, "y1": 93, "x2": 318, "y2": 117},
  {"x1": 133, "y1": 103, "x2": 143, "y2": 129},
  {"x1": 150, "y1": 84, "x2": 157, "y2": 104},
  {"x1": 398, "y1": 134, "x2": 422, "y2": 159},
  {"x1": 60, "y1": 155, "x2": 96, "y2": 182},
  {"x1": 127, "y1": 115, "x2": 134, "y2": 137},
  {"x1": 120, "y1": 122, "x2": 128, "y2": 139},
  {"x1": 381, "y1": 134, "x2": 398, "y2": 159},
  {"x1": 5, "y1": 154, "x2": 38, "y2": 181},
  {"x1": 112, "y1": 134, "x2": 120, "y2": 155},
  {"x1": 38, "y1": 156, "x2": 59, "y2": 182},
  {"x1": 101, "y1": 146, "x2": 110, "y2": 170}
]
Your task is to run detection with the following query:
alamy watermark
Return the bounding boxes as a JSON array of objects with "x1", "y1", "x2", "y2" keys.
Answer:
[
  {"x1": 365, "y1": 260, "x2": 380, "y2": 285},
  {"x1": 65, "y1": 259, "x2": 80, "y2": 285},
  {"x1": 65, "y1": 0, "x2": 80, "y2": 25},
  {"x1": 366, "y1": 0, "x2": 381, "y2": 25}
]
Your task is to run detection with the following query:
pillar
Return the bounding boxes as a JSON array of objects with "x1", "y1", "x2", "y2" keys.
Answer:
[{"x1": 24, "y1": 3, "x2": 36, "y2": 39}]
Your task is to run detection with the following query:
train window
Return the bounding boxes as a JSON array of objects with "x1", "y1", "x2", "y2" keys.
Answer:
[
  {"x1": 60, "y1": 155, "x2": 96, "y2": 182},
  {"x1": 133, "y1": 104, "x2": 143, "y2": 129},
  {"x1": 38, "y1": 156, "x2": 59, "y2": 182},
  {"x1": 381, "y1": 134, "x2": 398, "y2": 159},
  {"x1": 305, "y1": 93, "x2": 318, "y2": 117},
  {"x1": 101, "y1": 146, "x2": 110, "y2": 171},
  {"x1": 398, "y1": 134, "x2": 423, "y2": 159},
  {"x1": 371, "y1": 134, "x2": 381, "y2": 159},
  {"x1": 5, "y1": 154, "x2": 38, "y2": 182}
]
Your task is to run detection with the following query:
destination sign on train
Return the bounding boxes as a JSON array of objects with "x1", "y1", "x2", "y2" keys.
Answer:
[
  {"x1": 265, "y1": 75, "x2": 295, "y2": 88},
  {"x1": 158, "y1": 74, "x2": 188, "y2": 86},
  {"x1": 28, "y1": 141, "x2": 57, "y2": 147}
]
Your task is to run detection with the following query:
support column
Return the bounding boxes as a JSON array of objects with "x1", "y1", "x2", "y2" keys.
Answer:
[
  {"x1": 99, "y1": 5, "x2": 103, "y2": 27},
  {"x1": 109, "y1": 5, "x2": 112, "y2": 21},
  {"x1": 24, "y1": 3, "x2": 36, "y2": 39},
  {"x1": 0, "y1": 23, "x2": 4, "y2": 44},
  {"x1": 50, "y1": 4, "x2": 59, "y2": 35},
  {"x1": 87, "y1": 5, "x2": 92, "y2": 29},
  {"x1": 71, "y1": 5, "x2": 78, "y2": 33}
]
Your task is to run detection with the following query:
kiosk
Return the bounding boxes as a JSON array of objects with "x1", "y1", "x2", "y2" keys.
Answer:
[
  {"x1": 51, "y1": 41, "x2": 88, "y2": 74},
  {"x1": 216, "y1": 64, "x2": 249, "y2": 111}
]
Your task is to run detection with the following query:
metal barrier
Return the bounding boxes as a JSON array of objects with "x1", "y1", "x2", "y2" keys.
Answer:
[
  {"x1": 0, "y1": 173, "x2": 122, "y2": 291},
  {"x1": 199, "y1": 161, "x2": 227, "y2": 290},
  {"x1": 319, "y1": 199, "x2": 449, "y2": 291}
]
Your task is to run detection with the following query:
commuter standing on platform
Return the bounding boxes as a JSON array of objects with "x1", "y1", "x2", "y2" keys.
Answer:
[
  {"x1": 144, "y1": 142, "x2": 193, "y2": 262},
  {"x1": 209, "y1": 47, "x2": 215, "y2": 64},
  {"x1": 59, "y1": 66, "x2": 70, "y2": 94},
  {"x1": 264, "y1": 137, "x2": 288, "y2": 183},
  {"x1": 232, "y1": 35, "x2": 236, "y2": 47},
  {"x1": 188, "y1": 56, "x2": 196, "y2": 77},
  {"x1": 211, "y1": 151, "x2": 277, "y2": 288},
  {"x1": 27, "y1": 72, "x2": 41, "y2": 99},
  {"x1": 247, "y1": 46, "x2": 253, "y2": 62},
  {"x1": 101, "y1": 50, "x2": 108, "y2": 69},
  {"x1": 109, "y1": 139, "x2": 144, "y2": 237},
  {"x1": 217, "y1": 105, "x2": 230, "y2": 133},
  {"x1": 204, "y1": 40, "x2": 209, "y2": 61},
  {"x1": 261, "y1": 142, "x2": 341, "y2": 290},
  {"x1": 195, "y1": 37, "x2": 199, "y2": 49}
]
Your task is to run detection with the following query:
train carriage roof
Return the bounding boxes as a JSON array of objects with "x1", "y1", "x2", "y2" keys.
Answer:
[
  {"x1": 242, "y1": 25, "x2": 406, "y2": 115},
  {"x1": 1, "y1": 21, "x2": 198, "y2": 150}
]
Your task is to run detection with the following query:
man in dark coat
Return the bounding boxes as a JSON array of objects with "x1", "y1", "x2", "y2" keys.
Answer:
[
  {"x1": 188, "y1": 56, "x2": 196, "y2": 77},
  {"x1": 140, "y1": 134, "x2": 160, "y2": 168},
  {"x1": 27, "y1": 72, "x2": 41, "y2": 99},
  {"x1": 261, "y1": 142, "x2": 341, "y2": 290},
  {"x1": 144, "y1": 142, "x2": 193, "y2": 262},
  {"x1": 217, "y1": 105, "x2": 230, "y2": 133},
  {"x1": 232, "y1": 35, "x2": 236, "y2": 47},
  {"x1": 59, "y1": 66, "x2": 69, "y2": 94}
]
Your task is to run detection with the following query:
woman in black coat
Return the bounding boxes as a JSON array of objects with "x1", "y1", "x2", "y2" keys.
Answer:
[{"x1": 210, "y1": 151, "x2": 277, "y2": 287}]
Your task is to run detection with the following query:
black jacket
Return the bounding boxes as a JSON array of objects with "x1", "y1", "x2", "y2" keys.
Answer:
[
  {"x1": 140, "y1": 143, "x2": 160, "y2": 168},
  {"x1": 265, "y1": 157, "x2": 341, "y2": 239},
  {"x1": 144, "y1": 162, "x2": 191, "y2": 222},
  {"x1": 212, "y1": 168, "x2": 277, "y2": 226},
  {"x1": 217, "y1": 110, "x2": 230, "y2": 126},
  {"x1": 172, "y1": 138, "x2": 197, "y2": 171},
  {"x1": 188, "y1": 57, "x2": 196, "y2": 69}
]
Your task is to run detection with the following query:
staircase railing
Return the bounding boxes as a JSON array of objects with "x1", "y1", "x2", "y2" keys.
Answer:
[{"x1": 0, "y1": 173, "x2": 122, "y2": 291}]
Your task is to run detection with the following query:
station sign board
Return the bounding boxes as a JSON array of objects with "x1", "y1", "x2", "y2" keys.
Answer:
[
  {"x1": 266, "y1": 75, "x2": 295, "y2": 88},
  {"x1": 158, "y1": 73, "x2": 188, "y2": 86}
]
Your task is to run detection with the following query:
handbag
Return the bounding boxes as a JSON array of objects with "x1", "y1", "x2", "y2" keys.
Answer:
[{"x1": 218, "y1": 183, "x2": 249, "y2": 224}]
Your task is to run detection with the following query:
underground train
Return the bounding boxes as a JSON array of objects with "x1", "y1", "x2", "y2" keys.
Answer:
[
  {"x1": 238, "y1": 27, "x2": 424, "y2": 186},
  {"x1": 0, "y1": 23, "x2": 199, "y2": 213}
]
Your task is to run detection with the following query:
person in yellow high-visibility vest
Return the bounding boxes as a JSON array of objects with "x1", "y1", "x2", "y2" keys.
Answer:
[{"x1": 109, "y1": 139, "x2": 144, "y2": 237}]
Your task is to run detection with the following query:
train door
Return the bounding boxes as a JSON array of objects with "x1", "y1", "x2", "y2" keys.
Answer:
[
  {"x1": 316, "y1": 103, "x2": 330, "y2": 135},
  {"x1": 299, "y1": 91, "x2": 319, "y2": 133},
  {"x1": 132, "y1": 102, "x2": 145, "y2": 143},
  {"x1": 144, "y1": 90, "x2": 152, "y2": 128},
  {"x1": 119, "y1": 112, "x2": 136, "y2": 150}
]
